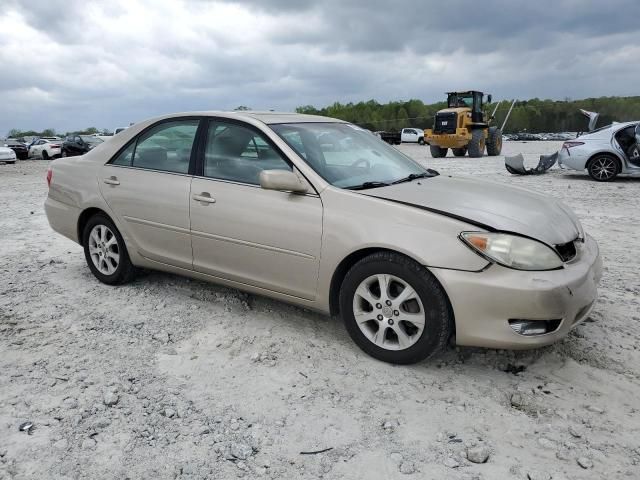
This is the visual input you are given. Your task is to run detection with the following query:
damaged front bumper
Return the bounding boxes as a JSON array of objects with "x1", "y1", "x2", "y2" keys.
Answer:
[
  {"x1": 430, "y1": 234, "x2": 602, "y2": 349},
  {"x1": 505, "y1": 152, "x2": 558, "y2": 175}
]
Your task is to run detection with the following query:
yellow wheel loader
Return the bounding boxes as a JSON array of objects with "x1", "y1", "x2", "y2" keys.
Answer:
[{"x1": 424, "y1": 91, "x2": 502, "y2": 158}]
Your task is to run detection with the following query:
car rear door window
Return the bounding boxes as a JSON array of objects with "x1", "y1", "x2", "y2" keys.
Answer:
[
  {"x1": 203, "y1": 121, "x2": 291, "y2": 185},
  {"x1": 111, "y1": 142, "x2": 136, "y2": 166},
  {"x1": 131, "y1": 120, "x2": 199, "y2": 174}
]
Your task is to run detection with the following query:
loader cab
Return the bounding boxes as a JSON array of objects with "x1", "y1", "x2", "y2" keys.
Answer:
[{"x1": 446, "y1": 91, "x2": 490, "y2": 124}]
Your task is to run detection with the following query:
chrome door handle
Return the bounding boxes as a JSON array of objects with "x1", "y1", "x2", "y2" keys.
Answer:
[
  {"x1": 192, "y1": 193, "x2": 216, "y2": 204},
  {"x1": 103, "y1": 176, "x2": 120, "y2": 186}
]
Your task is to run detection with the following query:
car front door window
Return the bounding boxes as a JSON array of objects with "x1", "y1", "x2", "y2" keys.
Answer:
[{"x1": 203, "y1": 121, "x2": 291, "y2": 184}]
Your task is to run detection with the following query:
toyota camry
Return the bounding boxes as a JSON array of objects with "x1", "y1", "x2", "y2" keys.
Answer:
[{"x1": 45, "y1": 111, "x2": 602, "y2": 364}]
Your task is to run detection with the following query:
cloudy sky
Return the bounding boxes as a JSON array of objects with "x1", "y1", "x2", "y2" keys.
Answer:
[{"x1": 1, "y1": 0, "x2": 638, "y2": 134}]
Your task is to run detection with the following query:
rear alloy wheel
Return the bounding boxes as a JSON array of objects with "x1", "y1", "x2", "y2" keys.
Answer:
[
  {"x1": 83, "y1": 214, "x2": 137, "y2": 285},
  {"x1": 467, "y1": 129, "x2": 486, "y2": 158},
  {"x1": 452, "y1": 147, "x2": 467, "y2": 157},
  {"x1": 339, "y1": 252, "x2": 453, "y2": 364},
  {"x1": 587, "y1": 155, "x2": 619, "y2": 181},
  {"x1": 430, "y1": 145, "x2": 448, "y2": 158}
]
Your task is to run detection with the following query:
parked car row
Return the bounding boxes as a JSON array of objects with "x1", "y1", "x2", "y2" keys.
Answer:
[
  {"x1": 0, "y1": 135, "x2": 107, "y2": 161},
  {"x1": 504, "y1": 132, "x2": 578, "y2": 141}
]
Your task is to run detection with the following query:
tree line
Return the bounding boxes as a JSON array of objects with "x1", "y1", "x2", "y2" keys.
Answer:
[
  {"x1": 296, "y1": 96, "x2": 640, "y2": 133},
  {"x1": 5, "y1": 127, "x2": 110, "y2": 139}
]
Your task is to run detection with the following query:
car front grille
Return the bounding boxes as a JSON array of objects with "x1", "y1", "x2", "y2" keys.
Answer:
[
  {"x1": 555, "y1": 239, "x2": 578, "y2": 262},
  {"x1": 433, "y1": 112, "x2": 457, "y2": 134}
]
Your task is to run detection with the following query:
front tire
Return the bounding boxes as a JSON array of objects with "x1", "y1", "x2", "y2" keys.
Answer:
[
  {"x1": 430, "y1": 145, "x2": 448, "y2": 158},
  {"x1": 339, "y1": 252, "x2": 453, "y2": 364},
  {"x1": 467, "y1": 129, "x2": 486, "y2": 158},
  {"x1": 452, "y1": 147, "x2": 467, "y2": 157},
  {"x1": 82, "y1": 214, "x2": 137, "y2": 285},
  {"x1": 587, "y1": 155, "x2": 620, "y2": 181},
  {"x1": 486, "y1": 127, "x2": 502, "y2": 156}
]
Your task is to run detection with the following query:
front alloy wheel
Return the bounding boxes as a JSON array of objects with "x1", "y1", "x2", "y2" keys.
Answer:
[
  {"x1": 339, "y1": 252, "x2": 453, "y2": 364},
  {"x1": 353, "y1": 274, "x2": 425, "y2": 351}
]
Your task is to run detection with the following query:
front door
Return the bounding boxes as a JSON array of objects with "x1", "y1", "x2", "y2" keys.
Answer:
[
  {"x1": 190, "y1": 119, "x2": 322, "y2": 300},
  {"x1": 99, "y1": 118, "x2": 200, "y2": 269}
]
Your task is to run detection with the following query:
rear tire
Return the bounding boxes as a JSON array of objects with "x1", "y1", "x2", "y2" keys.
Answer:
[
  {"x1": 587, "y1": 155, "x2": 620, "y2": 181},
  {"x1": 452, "y1": 147, "x2": 467, "y2": 157},
  {"x1": 486, "y1": 127, "x2": 502, "y2": 156},
  {"x1": 339, "y1": 251, "x2": 453, "y2": 364},
  {"x1": 418, "y1": 138, "x2": 425, "y2": 145},
  {"x1": 82, "y1": 214, "x2": 137, "y2": 285},
  {"x1": 468, "y1": 129, "x2": 486, "y2": 158},
  {"x1": 42, "y1": 150, "x2": 49, "y2": 160},
  {"x1": 430, "y1": 145, "x2": 448, "y2": 158}
]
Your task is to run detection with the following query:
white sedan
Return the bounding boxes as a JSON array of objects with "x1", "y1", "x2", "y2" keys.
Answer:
[
  {"x1": 0, "y1": 145, "x2": 17, "y2": 164},
  {"x1": 557, "y1": 121, "x2": 640, "y2": 181},
  {"x1": 29, "y1": 138, "x2": 62, "y2": 160}
]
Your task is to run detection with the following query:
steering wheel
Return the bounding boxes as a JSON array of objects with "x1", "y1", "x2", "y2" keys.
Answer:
[{"x1": 351, "y1": 158, "x2": 370, "y2": 169}]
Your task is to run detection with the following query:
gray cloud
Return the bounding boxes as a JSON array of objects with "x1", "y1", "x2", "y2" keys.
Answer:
[{"x1": 0, "y1": 0, "x2": 638, "y2": 134}]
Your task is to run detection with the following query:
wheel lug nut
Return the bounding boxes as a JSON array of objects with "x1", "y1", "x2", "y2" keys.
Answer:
[
  {"x1": 385, "y1": 300, "x2": 392, "y2": 306},
  {"x1": 376, "y1": 303, "x2": 382, "y2": 309},
  {"x1": 394, "y1": 310, "x2": 399, "y2": 316},
  {"x1": 388, "y1": 319, "x2": 394, "y2": 325},
  {"x1": 377, "y1": 314, "x2": 383, "y2": 321}
]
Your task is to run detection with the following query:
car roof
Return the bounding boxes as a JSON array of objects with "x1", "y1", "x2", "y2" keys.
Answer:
[{"x1": 152, "y1": 111, "x2": 345, "y2": 126}]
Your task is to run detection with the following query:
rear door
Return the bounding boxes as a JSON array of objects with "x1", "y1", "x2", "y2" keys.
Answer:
[{"x1": 99, "y1": 118, "x2": 201, "y2": 269}]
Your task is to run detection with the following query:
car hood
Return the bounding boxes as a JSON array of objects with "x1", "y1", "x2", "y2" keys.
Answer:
[{"x1": 365, "y1": 175, "x2": 582, "y2": 246}]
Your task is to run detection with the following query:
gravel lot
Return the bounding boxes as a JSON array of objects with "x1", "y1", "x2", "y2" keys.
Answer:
[{"x1": 1, "y1": 141, "x2": 639, "y2": 479}]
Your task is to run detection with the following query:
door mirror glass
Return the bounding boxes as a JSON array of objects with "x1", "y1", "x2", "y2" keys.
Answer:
[{"x1": 259, "y1": 170, "x2": 308, "y2": 193}]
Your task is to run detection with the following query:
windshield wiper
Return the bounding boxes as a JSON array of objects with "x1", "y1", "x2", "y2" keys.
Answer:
[
  {"x1": 345, "y1": 181, "x2": 390, "y2": 190},
  {"x1": 391, "y1": 171, "x2": 438, "y2": 185}
]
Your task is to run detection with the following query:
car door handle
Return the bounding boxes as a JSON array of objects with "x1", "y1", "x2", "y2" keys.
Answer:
[
  {"x1": 103, "y1": 176, "x2": 120, "y2": 186},
  {"x1": 192, "y1": 193, "x2": 216, "y2": 204}
]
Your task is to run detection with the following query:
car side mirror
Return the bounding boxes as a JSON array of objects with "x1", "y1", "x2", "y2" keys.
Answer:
[
  {"x1": 259, "y1": 170, "x2": 309, "y2": 193},
  {"x1": 487, "y1": 94, "x2": 492, "y2": 104}
]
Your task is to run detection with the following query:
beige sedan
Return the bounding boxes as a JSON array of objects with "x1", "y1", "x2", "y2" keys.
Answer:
[{"x1": 45, "y1": 111, "x2": 602, "y2": 364}]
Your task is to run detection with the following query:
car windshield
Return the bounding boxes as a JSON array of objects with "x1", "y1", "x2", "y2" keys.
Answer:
[
  {"x1": 81, "y1": 136, "x2": 103, "y2": 145},
  {"x1": 271, "y1": 122, "x2": 431, "y2": 188}
]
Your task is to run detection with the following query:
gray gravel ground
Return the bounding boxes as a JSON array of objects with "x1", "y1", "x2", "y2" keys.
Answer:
[{"x1": 1, "y1": 141, "x2": 639, "y2": 479}]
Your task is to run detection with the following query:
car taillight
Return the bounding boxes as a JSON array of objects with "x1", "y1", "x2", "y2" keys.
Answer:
[
  {"x1": 50, "y1": 144, "x2": 60, "y2": 148},
  {"x1": 46, "y1": 168, "x2": 52, "y2": 187},
  {"x1": 562, "y1": 141, "x2": 584, "y2": 149},
  {"x1": 561, "y1": 141, "x2": 584, "y2": 156}
]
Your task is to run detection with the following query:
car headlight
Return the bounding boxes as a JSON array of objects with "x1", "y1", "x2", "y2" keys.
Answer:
[{"x1": 460, "y1": 232, "x2": 563, "y2": 271}]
